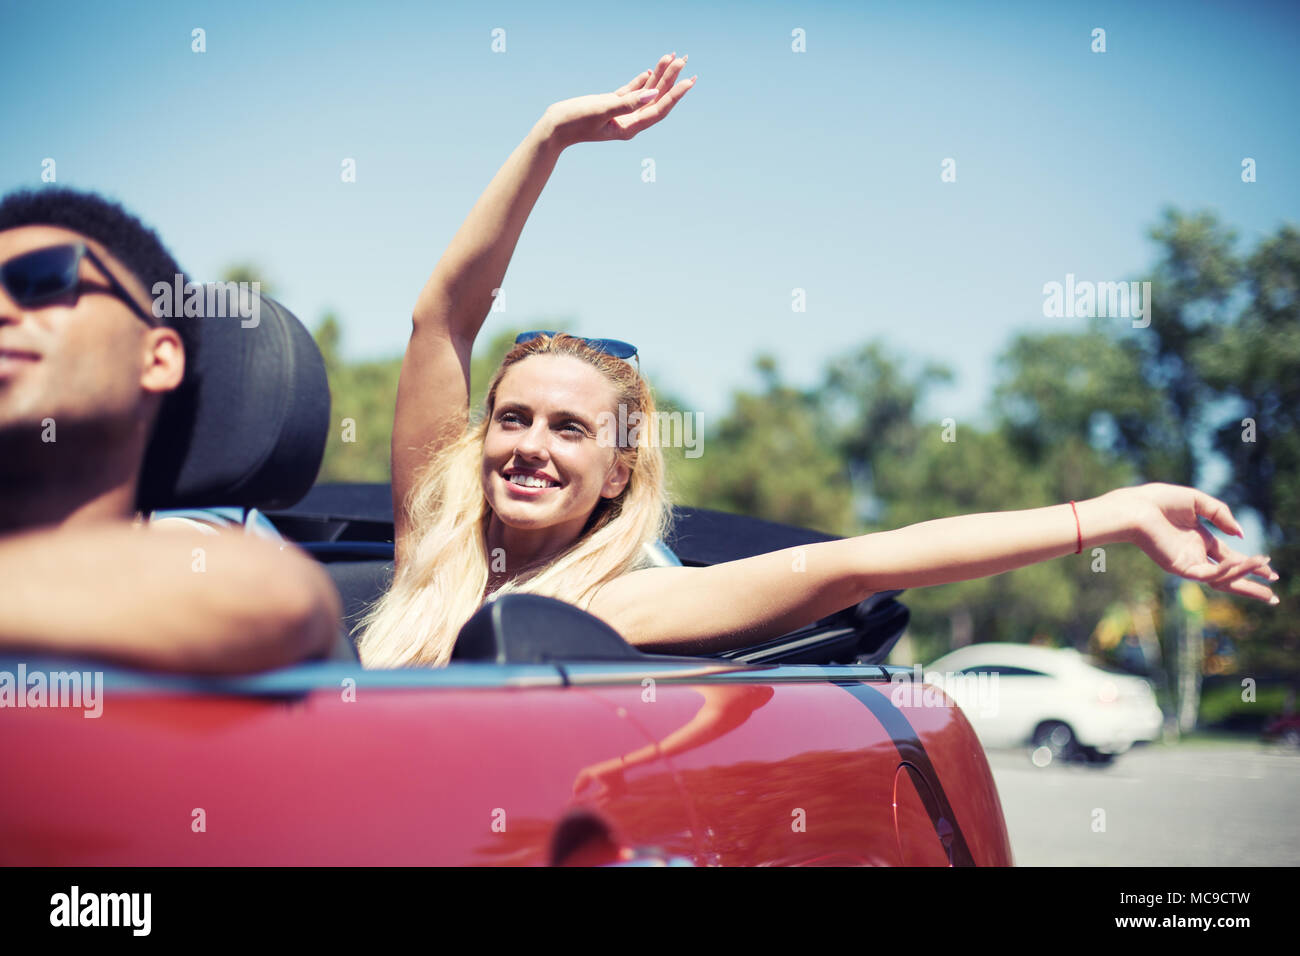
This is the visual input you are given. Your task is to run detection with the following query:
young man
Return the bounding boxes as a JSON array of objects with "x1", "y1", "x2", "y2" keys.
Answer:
[{"x1": 0, "y1": 187, "x2": 341, "y2": 674}]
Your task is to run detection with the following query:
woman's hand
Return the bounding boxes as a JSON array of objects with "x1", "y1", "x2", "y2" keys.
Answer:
[
  {"x1": 573, "y1": 757, "x2": 628, "y2": 800},
  {"x1": 1111, "y1": 483, "x2": 1280, "y2": 603},
  {"x1": 542, "y1": 52, "x2": 697, "y2": 149}
]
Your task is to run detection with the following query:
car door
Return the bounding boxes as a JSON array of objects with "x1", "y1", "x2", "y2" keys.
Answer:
[{"x1": 0, "y1": 654, "x2": 705, "y2": 866}]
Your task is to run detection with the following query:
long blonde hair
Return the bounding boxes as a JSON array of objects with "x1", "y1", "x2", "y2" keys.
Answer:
[{"x1": 357, "y1": 332, "x2": 672, "y2": 667}]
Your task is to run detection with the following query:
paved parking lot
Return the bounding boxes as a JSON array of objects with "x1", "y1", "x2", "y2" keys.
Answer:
[{"x1": 983, "y1": 741, "x2": 1300, "y2": 866}]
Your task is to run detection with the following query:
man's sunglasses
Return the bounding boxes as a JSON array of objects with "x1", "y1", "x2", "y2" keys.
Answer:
[
  {"x1": 515, "y1": 330, "x2": 639, "y2": 368},
  {"x1": 0, "y1": 242, "x2": 158, "y2": 326}
]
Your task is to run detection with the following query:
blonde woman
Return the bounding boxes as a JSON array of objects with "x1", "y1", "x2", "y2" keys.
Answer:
[{"x1": 358, "y1": 54, "x2": 1279, "y2": 668}]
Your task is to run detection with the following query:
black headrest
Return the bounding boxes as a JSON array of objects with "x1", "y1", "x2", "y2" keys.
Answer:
[
  {"x1": 453, "y1": 594, "x2": 646, "y2": 663},
  {"x1": 137, "y1": 288, "x2": 330, "y2": 511}
]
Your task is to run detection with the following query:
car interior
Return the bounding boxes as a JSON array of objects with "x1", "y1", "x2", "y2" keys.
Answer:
[{"x1": 142, "y1": 287, "x2": 911, "y2": 669}]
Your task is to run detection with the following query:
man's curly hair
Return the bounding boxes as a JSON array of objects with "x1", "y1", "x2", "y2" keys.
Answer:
[{"x1": 0, "y1": 186, "x2": 196, "y2": 367}]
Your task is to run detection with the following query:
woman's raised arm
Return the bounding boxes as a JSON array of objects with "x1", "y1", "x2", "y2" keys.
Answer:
[
  {"x1": 391, "y1": 54, "x2": 697, "y2": 562},
  {"x1": 588, "y1": 483, "x2": 1279, "y2": 655}
]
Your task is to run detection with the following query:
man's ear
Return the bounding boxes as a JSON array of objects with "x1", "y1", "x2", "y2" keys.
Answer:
[{"x1": 140, "y1": 326, "x2": 184, "y2": 394}]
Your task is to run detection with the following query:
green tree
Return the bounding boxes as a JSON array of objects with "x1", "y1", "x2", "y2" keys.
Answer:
[
  {"x1": 669, "y1": 355, "x2": 855, "y2": 535},
  {"x1": 1194, "y1": 223, "x2": 1300, "y2": 676},
  {"x1": 985, "y1": 211, "x2": 1300, "y2": 726},
  {"x1": 819, "y1": 340, "x2": 953, "y2": 526},
  {"x1": 314, "y1": 315, "x2": 402, "y2": 482}
]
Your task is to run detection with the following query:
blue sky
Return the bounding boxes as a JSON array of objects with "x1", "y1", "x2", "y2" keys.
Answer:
[{"x1": 3, "y1": 0, "x2": 1297, "y2": 435}]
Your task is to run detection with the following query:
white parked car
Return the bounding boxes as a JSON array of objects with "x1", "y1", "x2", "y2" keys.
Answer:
[{"x1": 925, "y1": 643, "x2": 1164, "y2": 765}]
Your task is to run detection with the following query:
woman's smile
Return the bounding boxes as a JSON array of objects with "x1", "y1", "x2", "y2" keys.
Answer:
[{"x1": 503, "y1": 473, "x2": 560, "y2": 497}]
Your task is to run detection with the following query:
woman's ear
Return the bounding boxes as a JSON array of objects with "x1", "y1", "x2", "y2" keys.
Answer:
[{"x1": 602, "y1": 457, "x2": 631, "y2": 499}]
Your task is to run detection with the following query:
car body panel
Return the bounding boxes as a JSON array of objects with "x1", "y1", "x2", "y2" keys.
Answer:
[
  {"x1": 0, "y1": 667, "x2": 697, "y2": 866},
  {"x1": 0, "y1": 659, "x2": 1013, "y2": 866},
  {"x1": 580, "y1": 674, "x2": 1012, "y2": 866}
]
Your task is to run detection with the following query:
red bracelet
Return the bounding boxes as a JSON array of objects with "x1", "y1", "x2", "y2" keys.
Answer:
[{"x1": 1070, "y1": 500, "x2": 1082, "y2": 554}]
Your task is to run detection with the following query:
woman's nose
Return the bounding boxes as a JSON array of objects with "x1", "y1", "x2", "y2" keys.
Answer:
[{"x1": 514, "y1": 421, "x2": 550, "y2": 457}]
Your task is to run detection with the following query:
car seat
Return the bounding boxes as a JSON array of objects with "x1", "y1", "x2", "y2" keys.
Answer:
[{"x1": 137, "y1": 285, "x2": 353, "y2": 660}]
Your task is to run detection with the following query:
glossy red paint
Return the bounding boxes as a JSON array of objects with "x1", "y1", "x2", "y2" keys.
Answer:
[
  {"x1": 0, "y1": 677, "x2": 1012, "y2": 866},
  {"x1": 582, "y1": 679, "x2": 1013, "y2": 866}
]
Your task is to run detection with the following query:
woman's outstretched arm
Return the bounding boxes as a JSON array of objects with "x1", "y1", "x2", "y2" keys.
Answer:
[
  {"x1": 588, "y1": 483, "x2": 1279, "y2": 655},
  {"x1": 391, "y1": 54, "x2": 697, "y2": 563}
]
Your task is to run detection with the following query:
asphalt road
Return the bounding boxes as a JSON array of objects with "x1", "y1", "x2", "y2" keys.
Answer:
[{"x1": 984, "y1": 741, "x2": 1300, "y2": 866}]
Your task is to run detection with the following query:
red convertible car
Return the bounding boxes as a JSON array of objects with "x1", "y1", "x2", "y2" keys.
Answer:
[{"x1": 0, "y1": 292, "x2": 1013, "y2": 867}]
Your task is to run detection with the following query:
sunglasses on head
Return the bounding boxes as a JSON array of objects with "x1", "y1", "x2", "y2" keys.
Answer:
[
  {"x1": 515, "y1": 330, "x2": 639, "y2": 367},
  {"x1": 0, "y1": 241, "x2": 158, "y2": 326}
]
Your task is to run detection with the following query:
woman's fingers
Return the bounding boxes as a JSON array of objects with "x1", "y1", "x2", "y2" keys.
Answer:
[
  {"x1": 1161, "y1": 495, "x2": 1280, "y2": 603},
  {"x1": 1194, "y1": 488, "x2": 1245, "y2": 538},
  {"x1": 616, "y1": 76, "x2": 696, "y2": 138},
  {"x1": 1212, "y1": 570, "x2": 1278, "y2": 603},
  {"x1": 614, "y1": 69, "x2": 653, "y2": 96},
  {"x1": 1207, "y1": 553, "x2": 1270, "y2": 588},
  {"x1": 1187, "y1": 530, "x2": 1278, "y2": 600},
  {"x1": 1200, "y1": 537, "x2": 1254, "y2": 585},
  {"x1": 646, "y1": 52, "x2": 676, "y2": 90},
  {"x1": 1194, "y1": 523, "x2": 1228, "y2": 562},
  {"x1": 1170, "y1": 524, "x2": 1226, "y2": 580},
  {"x1": 580, "y1": 88, "x2": 661, "y2": 133},
  {"x1": 1177, "y1": 557, "x2": 1221, "y2": 582},
  {"x1": 1193, "y1": 523, "x2": 1278, "y2": 583},
  {"x1": 655, "y1": 54, "x2": 688, "y2": 92}
]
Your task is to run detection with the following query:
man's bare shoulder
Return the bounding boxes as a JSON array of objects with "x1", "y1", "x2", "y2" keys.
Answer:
[
  {"x1": 1, "y1": 515, "x2": 222, "y2": 544},
  {"x1": 145, "y1": 514, "x2": 226, "y2": 537}
]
